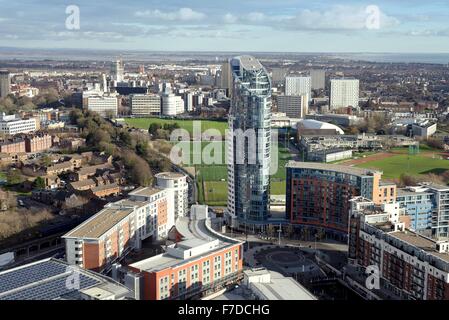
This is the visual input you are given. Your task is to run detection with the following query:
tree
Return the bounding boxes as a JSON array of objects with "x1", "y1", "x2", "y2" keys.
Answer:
[
  {"x1": 33, "y1": 177, "x2": 46, "y2": 190},
  {"x1": 149, "y1": 123, "x2": 162, "y2": 136},
  {"x1": 6, "y1": 168, "x2": 22, "y2": 186}
]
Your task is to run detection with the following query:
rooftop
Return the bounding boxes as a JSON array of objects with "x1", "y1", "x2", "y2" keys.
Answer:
[
  {"x1": 128, "y1": 186, "x2": 164, "y2": 198},
  {"x1": 0, "y1": 258, "x2": 131, "y2": 300},
  {"x1": 63, "y1": 206, "x2": 134, "y2": 239},
  {"x1": 286, "y1": 161, "x2": 381, "y2": 177},
  {"x1": 155, "y1": 172, "x2": 185, "y2": 180}
]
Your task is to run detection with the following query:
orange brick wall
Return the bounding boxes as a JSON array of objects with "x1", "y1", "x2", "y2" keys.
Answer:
[
  {"x1": 83, "y1": 241, "x2": 105, "y2": 271},
  {"x1": 157, "y1": 199, "x2": 168, "y2": 226}
]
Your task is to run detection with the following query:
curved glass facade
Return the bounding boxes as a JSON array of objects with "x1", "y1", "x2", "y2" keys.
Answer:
[{"x1": 227, "y1": 56, "x2": 272, "y2": 230}]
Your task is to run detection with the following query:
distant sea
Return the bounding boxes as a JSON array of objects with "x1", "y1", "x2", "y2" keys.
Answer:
[
  {"x1": 0, "y1": 47, "x2": 448, "y2": 64},
  {"x1": 333, "y1": 53, "x2": 449, "y2": 65}
]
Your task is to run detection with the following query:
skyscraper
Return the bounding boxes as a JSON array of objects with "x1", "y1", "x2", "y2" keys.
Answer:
[
  {"x1": 220, "y1": 61, "x2": 232, "y2": 97},
  {"x1": 227, "y1": 56, "x2": 272, "y2": 232},
  {"x1": 330, "y1": 79, "x2": 360, "y2": 110},
  {"x1": 309, "y1": 69, "x2": 325, "y2": 90},
  {"x1": 285, "y1": 76, "x2": 311, "y2": 100},
  {"x1": 0, "y1": 70, "x2": 11, "y2": 98}
]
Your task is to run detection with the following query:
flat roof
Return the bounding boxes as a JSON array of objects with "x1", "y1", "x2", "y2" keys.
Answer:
[
  {"x1": 286, "y1": 161, "x2": 381, "y2": 177},
  {"x1": 128, "y1": 186, "x2": 164, "y2": 197},
  {"x1": 155, "y1": 172, "x2": 185, "y2": 179},
  {"x1": 64, "y1": 206, "x2": 134, "y2": 239},
  {"x1": 130, "y1": 216, "x2": 241, "y2": 273}
]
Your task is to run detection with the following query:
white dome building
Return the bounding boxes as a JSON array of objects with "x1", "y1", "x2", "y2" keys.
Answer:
[{"x1": 295, "y1": 119, "x2": 345, "y2": 135}]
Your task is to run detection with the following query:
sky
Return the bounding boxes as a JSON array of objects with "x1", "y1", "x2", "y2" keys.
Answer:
[{"x1": 0, "y1": 0, "x2": 449, "y2": 53}]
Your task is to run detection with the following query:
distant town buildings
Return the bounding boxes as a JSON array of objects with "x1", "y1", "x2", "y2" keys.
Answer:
[{"x1": 330, "y1": 79, "x2": 360, "y2": 110}]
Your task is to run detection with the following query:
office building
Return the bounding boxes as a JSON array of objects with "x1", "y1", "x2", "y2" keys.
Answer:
[
  {"x1": 0, "y1": 113, "x2": 37, "y2": 135},
  {"x1": 309, "y1": 69, "x2": 325, "y2": 90},
  {"x1": 0, "y1": 258, "x2": 132, "y2": 300},
  {"x1": 227, "y1": 56, "x2": 272, "y2": 231},
  {"x1": 86, "y1": 95, "x2": 118, "y2": 118},
  {"x1": 130, "y1": 94, "x2": 161, "y2": 116},
  {"x1": 330, "y1": 79, "x2": 360, "y2": 110},
  {"x1": 155, "y1": 172, "x2": 188, "y2": 220},
  {"x1": 271, "y1": 68, "x2": 288, "y2": 86},
  {"x1": 349, "y1": 198, "x2": 449, "y2": 300},
  {"x1": 63, "y1": 187, "x2": 172, "y2": 273},
  {"x1": 277, "y1": 95, "x2": 308, "y2": 118},
  {"x1": 411, "y1": 121, "x2": 437, "y2": 139},
  {"x1": 0, "y1": 70, "x2": 10, "y2": 98},
  {"x1": 123, "y1": 205, "x2": 244, "y2": 300},
  {"x1": 285, "y1": 76, "x2": 311, "y2": 100},
  {"x1": 162, "y1": 93, "x2": 184, "y2": 116},
  {"x1": 286, "y1": 161, "x2": 395, "y2": 239}
]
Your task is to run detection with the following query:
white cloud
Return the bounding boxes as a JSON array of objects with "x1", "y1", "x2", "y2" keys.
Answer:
[
  {"x1": 223, "y1": 13, "x2": 237, "y2": 24},
  {"x1": 135, "y1": 8, "x2": 205, "y2": 21}
]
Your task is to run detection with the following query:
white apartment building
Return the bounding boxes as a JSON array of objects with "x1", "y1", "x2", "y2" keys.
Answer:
[
  {"x1": 130, "y1": 94, "x2": 161, "y2": 116},
  {"x1": 161, "y1": 93, "x2": 185, "y2": 116},
  {"x1": 330, "y1": 79, "x2": 360, "y2": 110},
  {"x1": 285, "y1": 76, "x2": 311, "y2": 101},
  {"x1": 277, "y1": 95, "x2": 309, "y2": 118},
  {"x1": 86, "y1": 95, "x2": 118, "y2": 117},
  {"x1": 0, "y1": 113, "x2": 37, "y2": 135},
  {"x1": 155, "y1": 172, "x2": 188, "y2": 220}
]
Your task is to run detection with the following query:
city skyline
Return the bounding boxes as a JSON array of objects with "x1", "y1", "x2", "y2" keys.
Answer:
[{"x1": 0, "y1": 1, "x2": 449, "y2": 53}]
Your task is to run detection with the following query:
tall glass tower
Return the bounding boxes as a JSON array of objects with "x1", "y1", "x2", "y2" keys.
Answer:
[{"x1": 226, "y1": 56, "x2": 272, "y2": 232}]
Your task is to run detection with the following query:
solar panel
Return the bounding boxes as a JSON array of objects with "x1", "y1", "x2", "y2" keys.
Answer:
[
  {"x1": 0, "y1": 273, "x2": 100, "y2": 300},
  {"x1": 0, "y1": 260, "x2": 102, "y2": 300},
  {"x1": 0, "y1": 260, "x2": 67, "y2": 294}
]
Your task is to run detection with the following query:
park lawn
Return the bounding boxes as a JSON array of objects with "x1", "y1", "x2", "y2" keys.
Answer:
[
  {"x1": 356, "y1": 153, "x2": 449, "y2": 180},
  {"x1": 125, "y1": 117, "x2": 228, "y2": 136},
  {"x1": 271, "y1": 181, "x2": 286, "y2": 195},
  {"x1": 203, "y1": 181, "x2": 228, "y2": 206}
]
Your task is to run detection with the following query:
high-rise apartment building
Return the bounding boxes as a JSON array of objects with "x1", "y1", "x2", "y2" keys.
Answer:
[
  {"x1": 285, "y1": 76, "x2": 311, "y2": 100},
  {"x1": 309, "y1": 69, "x2": 325, "y2": 90},
  {"x1": 155, "y1": 172, "x2": 189, "y2": 220},
  {"x1": 227, "y1": 56, "x2": 272, "y2": 231},
  {"x1": 0, "y1": 70, "x2": 10, "y2": 98},
  {"x1": 330, "y1": 79, "x2": 359, "y2": 110},
  {"x1": 220, "y1": 62, "x2": 232, "y2": 97},
  {"x1": 112, "y1": 59, "x2": 124, "y2": 83}
]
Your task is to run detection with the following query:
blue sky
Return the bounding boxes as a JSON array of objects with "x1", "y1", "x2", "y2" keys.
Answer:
[{"x1": 0, "y1": 0, "x2": 449, "y2": 52}]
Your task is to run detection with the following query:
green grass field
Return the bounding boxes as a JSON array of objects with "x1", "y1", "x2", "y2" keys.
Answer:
[
  {"x1": 125, "y1": 117, "x2": 228, "y2": 136},
  {"x1": 357, "y1": 153, "x2": 449, "y2": 180}
]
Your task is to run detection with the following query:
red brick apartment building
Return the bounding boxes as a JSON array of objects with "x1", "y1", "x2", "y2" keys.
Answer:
[
  {"x1": 349, "y1": 197, "x2": 449, "y2": 300},
  {"x1": 63, "y1": 187, "x2": 172, "y2": 273},
  {"x1": 24, "y1": 133, "x2": 53, "y2": 152},
  {"x1": 125, "y1": 205, "x2": 244, "y2": 300},
  {"x1": 286, "y1": 161, "x2": 396, "y2": 240}
]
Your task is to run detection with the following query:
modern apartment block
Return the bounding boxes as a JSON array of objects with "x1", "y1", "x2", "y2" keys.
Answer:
[
  {"x1": 63, "y1": 187, "x2": 171, "y2": 273},
  {"x1": 286, "y1": 161, "x2": 395, "y2": 239},
  {"x1": 123, "y1": 205, "x2": 244, "y2": 300},
  {"x1": 277, "y1": 95, "x2": 308, "y2": 118},
  {"x1": 155, "y1": 172, "x2": 188, "y2": 220},
  {"x1": 0, "y1": 113, "x2": 37, "y2": 135},
  {"x1": 161, "y1": 93, "x2": 184, "y2": 116},
  {"x1": 330, "y1": 79, "x2": 360, "y2": 110},
  {"x1": 349, "y1": 197, "x2": 449, "y2": 300},
  {"x1": 227, "y1": 55, "x2": 272, "y2": 231},
  {"x1": 309, "y1": 69, "x2": 326, "y2": 90},
  {"x1": 285, "y1": 76, "x2": 311, "y2": 101},
  {"x1": 130, "y1": 94, "x2": 161, "y2": 116},
  {"x1": 396, "y1": 186, "x2": 434, "y2": 233}
]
